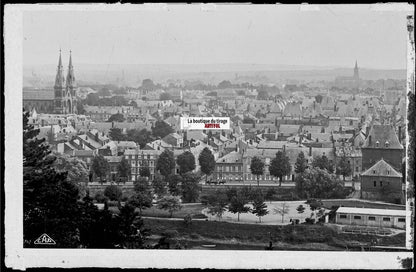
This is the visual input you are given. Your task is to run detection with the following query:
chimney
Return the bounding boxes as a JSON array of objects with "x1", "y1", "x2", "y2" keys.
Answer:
[
  {"x1": 309, "y1": 146, "x2": 312, "y2": 156},
  {"x1": 368, "y1": 135, "x2": 372, "y2": 146},
  {"x1": 307, "y1": 133, "x2": 312, "y2": 140},
  {"x1": 365, "y1": 126, "x2": 370, "y2": 137},
  {"x1": 112, "y1": 121, "x2": 114, "y2": 128},
  {"x1": 283, "y1": 144, "x2": 286, "y2": 153}
]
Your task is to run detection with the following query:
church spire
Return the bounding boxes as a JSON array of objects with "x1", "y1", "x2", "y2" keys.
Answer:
[
  {"x1": 66, "y1": 50, "x2": 75, "y2": 88},
  {"x1": 54, "y1": 49, "x2": 64, "y2": 88},
  {"x1": 353, "y1": 60, "x2": 359, "y2": 81}
]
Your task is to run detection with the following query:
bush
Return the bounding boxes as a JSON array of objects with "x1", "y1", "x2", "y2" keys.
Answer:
[
  {"x1": 104, "y1": 185, "x2": 123, "y2": 201},
  {"x1": 94, "y1": 191, "x2": 108, "y2": 203},
  {"x1": 200, "y1": 195, "x2": 210, "y2": 205},
  {"x1": 304, "y1": 218, "x2": 315, "y2": 224}
]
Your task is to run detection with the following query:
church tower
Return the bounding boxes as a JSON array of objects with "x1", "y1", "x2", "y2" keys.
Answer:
[
  {"x1": 353, "y1": 60, "x2": 359, "y2": 80},
  {"x1": 353, "y1": 60, "x2": 360, "y2": 89},
  {"x1": 54, "y1": 50, "x2": 65, "y2": 114},
  {"x1": 66, "y1": 50, "x2": 77, "y2": 114},
  {"x1": 53, "y1": 50, "x2": 78, "y2": 114}
]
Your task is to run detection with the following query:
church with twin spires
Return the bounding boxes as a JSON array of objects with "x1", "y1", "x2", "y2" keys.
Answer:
[
  {"x1": 23, "y1": 50, "x2": 78, "y2": 114},
  {"x1": 54, "y1": 50, "x2": 78, "y2": 114}
]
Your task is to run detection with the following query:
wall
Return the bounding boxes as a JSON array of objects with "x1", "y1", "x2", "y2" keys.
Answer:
[{"x1": 335, "y1": 212, "x2": 405, "y2": 229}]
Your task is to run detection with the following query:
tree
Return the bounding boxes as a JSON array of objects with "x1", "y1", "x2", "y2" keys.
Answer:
[
  {"x1": 295, "y1": 168, "x2": 344, "y2": 199},
  {"x1": 228, "y1": 191, "x2": 250, "y2": 221},
  {"x1": 85, "y1": 93, "x2": 100, "y2": 105},
  {"x1": 156, "y1": 150, "x2": 175, "y2": 178},
  {"x1": 152, "y1": 120, "x2": 173, "y2": 139},
  {"x1": 273, "y1": 202, "x2": 290, "y2": 223},
  {"x1": 117, "y1": 202, "x2": 151, "y2": 248},
  {"x1": 157, "y1": 195, "x2": 182, "y2": 217},
  {"x1": 159, "y1": 92, "x2": 172, "y2": 101},
  {"x1": 129, "y1": 100, "x2": 138, "y2": 107},
  {"x1": 315, "y1": 94, "x2": 323, "y2": 104},
  {"x1": 336, "y1": 153, "x2": 352, "y2": 181},
  {"x1": 307, "y1": 199, "x2": 323, "y2": 220},
  {"x1": 104, "y1": 185, "x2": 123, "y2": 201},
  {"x1": 257, "y1": 90, "x2": 269, "y2": 100},
  {"x1": 251, "y1": 194, "x2": 269, "y2": 223},
  {"x1": 265, "y1": 188, "x2": 277, "y2": 203},
  {"x1": 312, "y1": 154, "x2": 334, "y2": 173},
  {"x1": 198, "y1": 147, "x2": 216, "y2": 183},
  {"x1": 294, "y1": 151, "x2": 308, "y2": 174},
  {"x1": 141, "y1": 79, "x2": 155, "y2": 90},
  {"x1": 152, "y1": 174, "x2": 167, "y2": 197},
  {"x1": 207, "y1": 190, "x2": 228, "y2": 221},
  {"x1": 177, "y1": 151, "x2": 196, "y2": 175},
  {"x1": 109, "y1": 128, "x2": 126, "y2": 141},
  {"x1": 131, "y1": 177, "x2": 153, "y2": 214},
  {"x1": 250, "y1": 156, "x2": 264, "y2": 186},
  {"x1": 91, "y1": 155, "x2": 110, "y2": 183},
  {"x1": 126, "y1": 129, "x2": 152, "y2": 149},
  {"x1": 107, "y1": 113, "x2": 125, "y2": 123},
  {"x1": 52, "y1": 152, "x2": 89, "y2": 198},
  {"x1": 117, "y1": 157, "x2": 131, "y2": 182},
  {"x1": 77, "y1": 103, "x2": 85, "y2": 114},
  {"x1": 139, "y1": 166, "x2": 151, "y2": 178},
  {"x1": 181, "y1": 173, "x2": 201, "y2": 203},
  {"x1": 269, "y1": 151, "x2": 292, "y2": 186},
  {"x1": 217, "y1": 80, "x2": 232, "y2": 89},
  {"x1": 166, "y1": 174, "x2": 183, "y2": 196},
  {"x1": 225, "y1": 187, "x2": 238, "y2": 202},
  {"x1": 296, "y1": 205, "x2": 306, "y2": 222},
  {"x1": 23, "y1": 111, "x2": 81, "y2": 247}
]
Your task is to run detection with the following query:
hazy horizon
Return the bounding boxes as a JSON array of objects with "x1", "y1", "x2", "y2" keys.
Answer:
[{"x1": 23, "y1": 4, "x2": 413, "y2": 70}]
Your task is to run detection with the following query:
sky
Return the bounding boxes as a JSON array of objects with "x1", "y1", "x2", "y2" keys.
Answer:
[{"x1": 23, "y1": 4, "x2": 413, "y2": 69}]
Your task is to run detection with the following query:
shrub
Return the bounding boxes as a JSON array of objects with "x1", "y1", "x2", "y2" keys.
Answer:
[
  {"x1": 304, "y1": 218, "x2": 315, "y2": 224},
  {"x1": 94, "y1": 191, "x2": 108, "y2": 203},
  {"x1": 104, "y1": 185, "x2": 123, "y2": 201},
  {"x1": 192, "y1": 214, "x2": 208, "y2": 219}
]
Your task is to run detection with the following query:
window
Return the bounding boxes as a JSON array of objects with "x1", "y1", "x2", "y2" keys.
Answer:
[
  {"x1": 356, "y1": 167, "x2": 359, "y2": 171},
  {"x1": 374, "y1": 181, "x2": 377, "y2": 187},
  {"x1": 380, "y1": 181, "x2": 383, "y2": 187},
  {"x1": 398, "y1": 218, "x2": 405, "y2": 223},
  {"x1": 340, "y1": 214, "x2": 347, "y2": 219},
  {"x1": 368, "y1": 216, "x2": 376, "y2": 221},
  {"x1": 353, "y1": 215, "x2": 362, "y2": 220},
  {"x1": 383, "y1": 217, "x2": 391, "y2": 222}
]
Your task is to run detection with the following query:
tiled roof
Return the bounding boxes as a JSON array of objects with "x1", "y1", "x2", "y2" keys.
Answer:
[
  {"x1": 363, "y1": 124, "x2": 403, "y2": 149},
  {"x1": 216, "y1": 151, "x2": 243, "y2": 163},
  {"x1": 361, "y1": 159, "x2": 402, "y2": 178},
  {"x1": 73, "y1": 150, "x2": 95, "y2": 157}
]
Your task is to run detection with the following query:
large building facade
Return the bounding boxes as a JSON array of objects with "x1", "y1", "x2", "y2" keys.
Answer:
[{"x1": 23, "y1": 50, "x2": 78, "y2": 114}]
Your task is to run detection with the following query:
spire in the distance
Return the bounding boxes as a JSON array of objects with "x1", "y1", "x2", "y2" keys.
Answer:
[
  {"x1": 55, "y1": 49, "x2": 64, "y2": 88},
  {"x1": 353, "y1": 60, "x2": 359, "y2": 80}
]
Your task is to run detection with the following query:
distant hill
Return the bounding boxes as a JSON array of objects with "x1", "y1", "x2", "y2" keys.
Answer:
[{"x1": 23, "y1": 63, "x2": 406, "y2": 88}]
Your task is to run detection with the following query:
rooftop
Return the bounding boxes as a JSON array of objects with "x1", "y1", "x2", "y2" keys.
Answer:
[
  {"x1": 336, "y1": 207, "x2": 406, "y2": 217},
  {"x1": 361, "y1": 159, "x2": 402, "y2": 178}
]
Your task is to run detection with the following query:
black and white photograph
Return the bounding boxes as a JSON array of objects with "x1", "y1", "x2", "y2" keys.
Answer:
[{"x1": 4, "y1": 3, "x2": 415, "y2": 269}]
